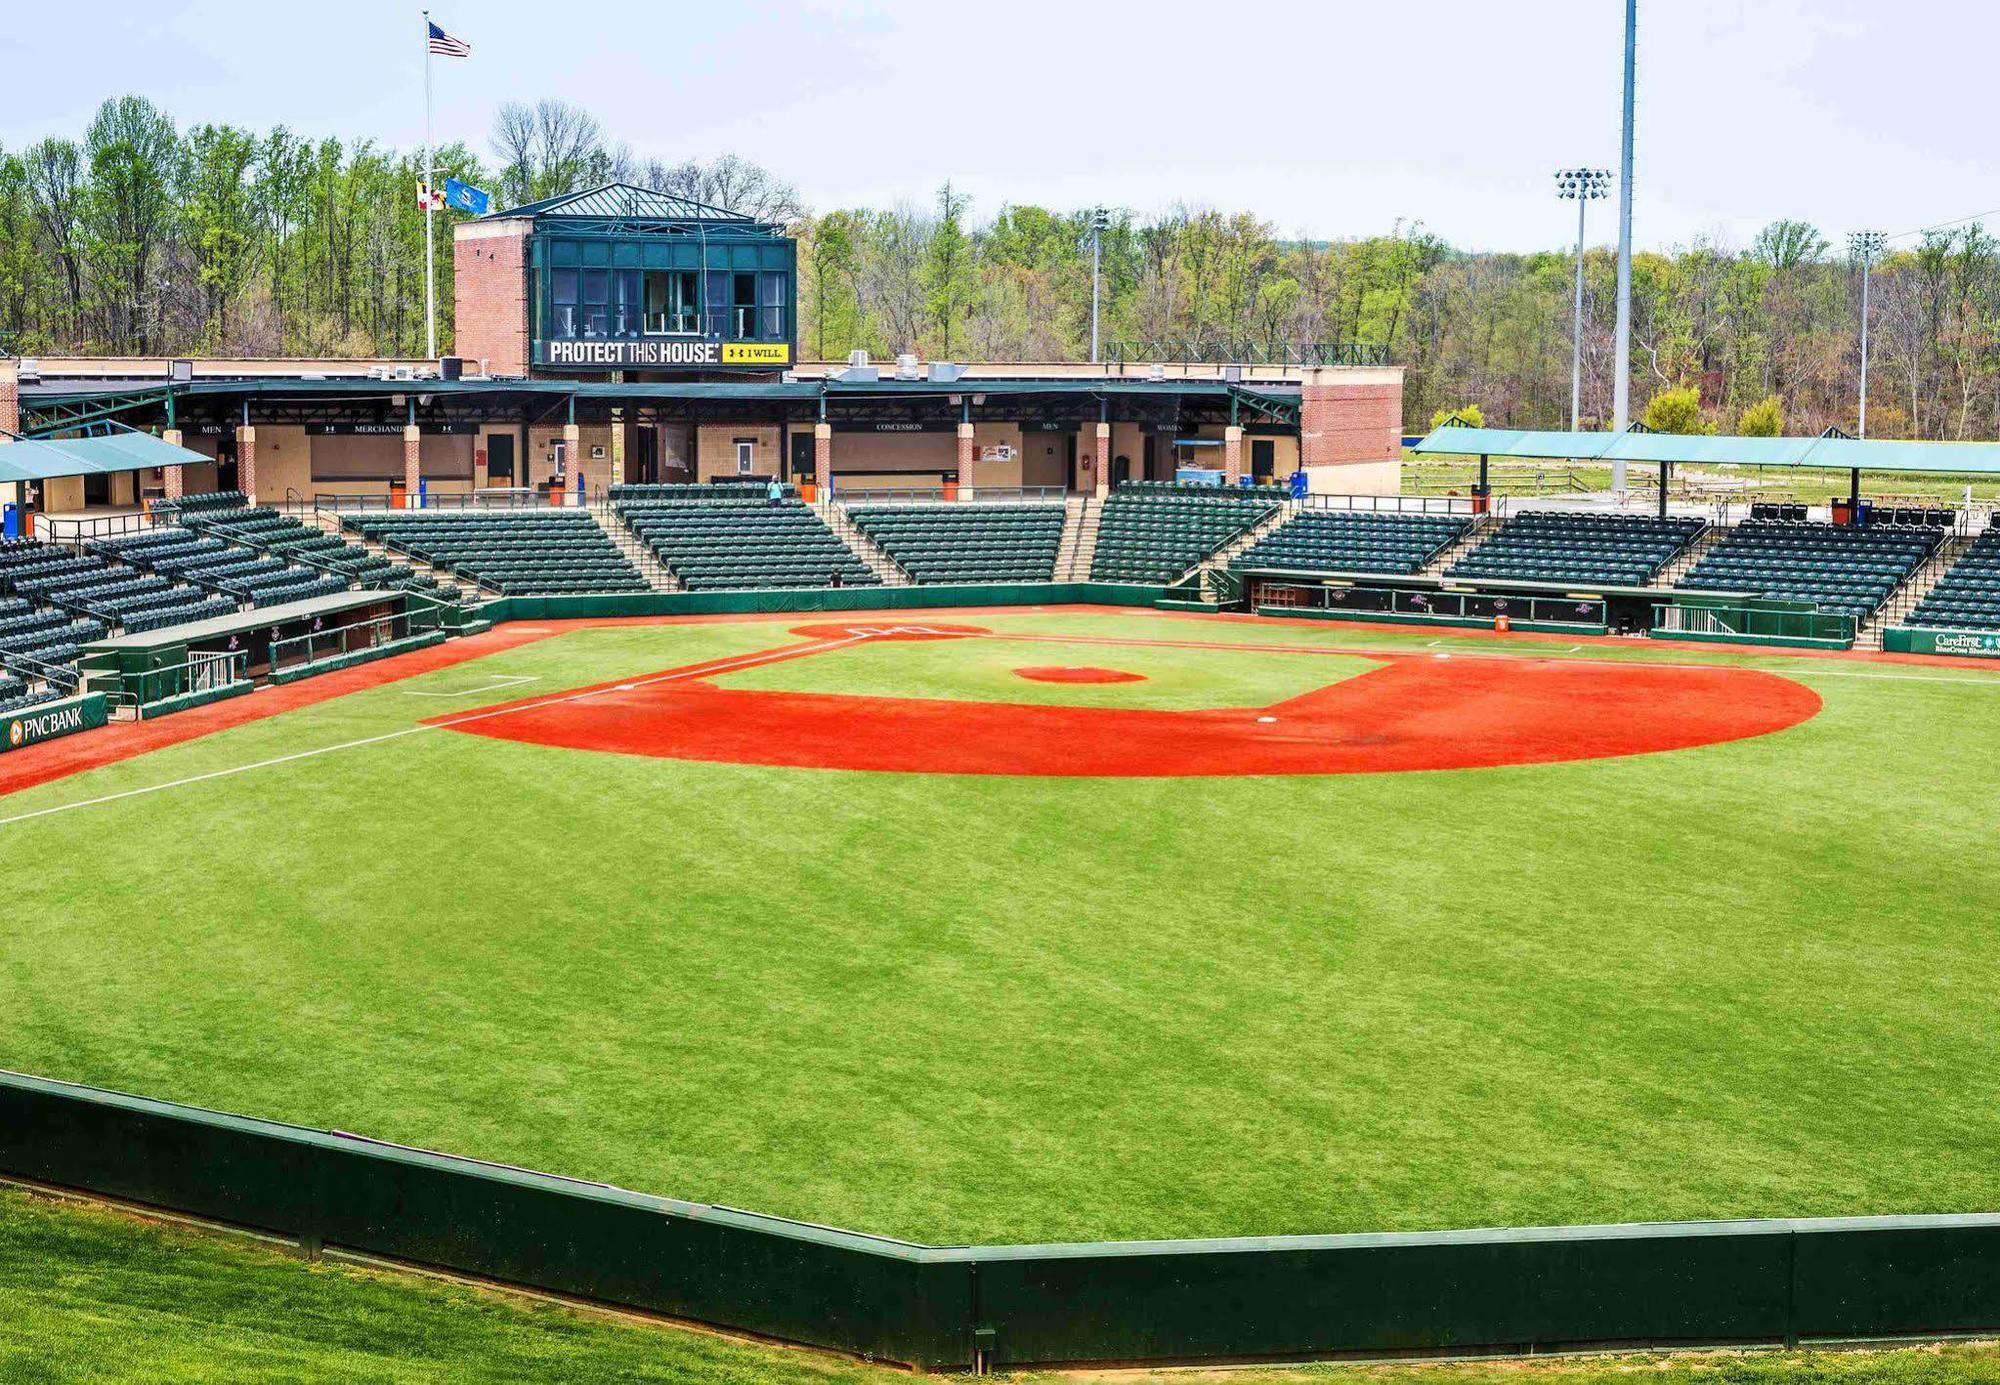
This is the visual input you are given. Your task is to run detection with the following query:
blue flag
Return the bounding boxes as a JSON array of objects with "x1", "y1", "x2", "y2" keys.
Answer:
[{"x1": 443, "y1": 178, "x2": 490, "y2": 216}]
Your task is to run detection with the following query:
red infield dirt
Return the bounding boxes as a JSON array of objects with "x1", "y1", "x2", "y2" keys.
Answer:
[
  {"x1": 437, "y1": 625, "x2": 1823, "y2": 778},
  {"x1": 1013, "y1": 666, "x2": 1148, "y2": 684}
]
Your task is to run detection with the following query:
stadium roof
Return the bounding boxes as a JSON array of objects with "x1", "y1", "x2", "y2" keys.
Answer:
[
  {"x1": 0, "y1": 429, "x2": 207, "y2": 484},
  {"x1": 492, "y1": 182, "x2": 758, "y2": 224},
  {"x1": 1415, "y1": 425, "x2": 2000, "y2": 476}
]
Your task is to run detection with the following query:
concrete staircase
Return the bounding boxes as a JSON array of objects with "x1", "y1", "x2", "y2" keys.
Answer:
[
  {"x1": 1055, "y1": 495, "x2": 1102, "y2": 581},
  {"x1": 1855, "y1": 532, "x2": 1971, "y2": 650},
  {"x1": 1191, "y1": 501, "x2": 1298, "y2": 596},
  {"x1": 301, "y1": 507, "x2": 488, "y2": 600},
  {"x1": 821, "y1": 501, "x2": 910, "y2": 585},
  {"x1": 1650, "y1": 524, "x2": 1728, "y2": 588},
  {"x1": 589, "y1": 503, "x2": 681, "y2": 592},
  {"x1": 1420, "y1": 511, "x2": 1504, "y2": 579}
]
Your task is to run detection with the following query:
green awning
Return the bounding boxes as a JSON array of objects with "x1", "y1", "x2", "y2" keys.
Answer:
[
  {"x1": 1414, "y1": 425, "x2": 2000, "y2": 476},
  {"x1": 0, "y1": 431, "x2": 208, "y2": 485}
]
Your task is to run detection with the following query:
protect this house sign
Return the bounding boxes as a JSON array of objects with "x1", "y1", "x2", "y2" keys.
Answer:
[{"x1": 538, "y1": 340, "x2": 791, "y2": 368}]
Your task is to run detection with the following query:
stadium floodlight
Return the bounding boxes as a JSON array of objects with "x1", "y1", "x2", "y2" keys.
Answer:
[
  {"x1": 1089, "y1": 207, "x2": 1112, "y2": 365},
  {"x1": 1555, "y1": 169, "x2": 1612, "y2": 432},
  {"x1": 1848, "y1": 230, "x2": 1888, "y2": 438}
]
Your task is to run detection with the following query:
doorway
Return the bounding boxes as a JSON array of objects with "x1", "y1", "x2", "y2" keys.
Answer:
[
  {"x1": 486, "y1": 433, "x2": 516, "y2": 485},
  {"x1": 1251, "y1": 439, "x2": 1276, "y2": 483},
  {"x1": 790, "y1": 430, "x2": 816, "y2": 483},
  {"x1": 636, "y1": 427, "x2": 659, "y2": 483}
]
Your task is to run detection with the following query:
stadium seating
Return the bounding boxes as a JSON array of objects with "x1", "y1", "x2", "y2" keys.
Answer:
[
  {"x1": 0, "y1": 538, "x2": 224, "y2": 644},
  {"x1": 345, "y1": 510, "x2": 647, "y2": 595},
  {"x1": 848, "y1": 503, "x2": 1064, "y2": 583},
  {"x1": 1905, "y1": 527, "x2": 2000, "y2": 631},
  {"x1": 178, "y1": 507, "x2": 453, "y2": 599},
  {"x1": 1231, "y1": 510, "x2": 1470, "y2": 575},
  {"x1": 1677, "y1": 520, "x2": 1944, "y2": 619},
  {"x1": 614, "y1": 488, "x2": 877, "y2": 591},
  {"x1": 1447, "y1": 511, "x2": 1706, "y2": 587},
  {"x1": 1090, "y1": 485, "x2": 1279, "y2": 583}
]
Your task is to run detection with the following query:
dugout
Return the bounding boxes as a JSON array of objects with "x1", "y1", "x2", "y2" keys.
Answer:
[
  {"x1": 1240, "y1": 567, "x2": 1746, "y2": 635},
  {"x1": 78, "y1": 590, "x2": 416, "y2": 715}
]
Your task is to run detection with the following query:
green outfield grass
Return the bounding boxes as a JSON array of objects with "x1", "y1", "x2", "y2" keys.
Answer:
[
  {"x1": 12, "y1": 1186, "x2": 2000, "y2": 1385},
  {"x1": 2, "y1": 611, "x2": 1999, "y2": 1247}
]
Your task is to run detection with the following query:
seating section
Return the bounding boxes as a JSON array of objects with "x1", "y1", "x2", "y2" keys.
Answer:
[
  {"x1": 1091, "y1": 486, "x2": 1277, "y2": 583},
  {"x1": 614, "y1": 488, "x2": 877, "y2": 591},
  {"x1": 848, "y1": 503, "x2": 1064, "y2": 583},
  {"x1": 0, "y1": 542, "x2": 122, "y2": 685},
  {"x1": 0, "y1": 538, "x2": 227, "y2": 646},
  {"x1": 1448, "y1": 511, "x2": 1705, "y2": 587},
  {"x1": 177, "y1": 506, "x2": 451, "y2": 600},
  {"x1": 345, "y1": 511, "x2": 647, "y2": 595},
  {"x1": 1677, "y1": 520, "x2": 1944, "y2": 619},
  {"x1": 1906, "y1": 528, "x2": 2000, "y2": 631},
  {"x1": 1232, "y1": 510, "x2": 1470, "y2": 575}
]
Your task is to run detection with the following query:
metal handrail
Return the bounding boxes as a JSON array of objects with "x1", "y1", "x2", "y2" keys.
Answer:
[
  {"x1": 1300, "y1": 492, "x2": 1481, "y2": 516},
  {"x1": 0, "y1": 646, "x2": 82, "y2": 691},
  {"x1": 91, "y1": 648, "x2": 250, "y2": 712},
  {"x1": 834, "y1": 486, "x2": 1069, "y2": 506},
  {"x1": 270, "y1": 611, "x2": 417, "y2": 674}
]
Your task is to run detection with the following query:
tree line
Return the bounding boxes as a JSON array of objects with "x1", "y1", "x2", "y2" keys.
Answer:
[{"x1": 3, "y1": 96, "x2": 1995, "y2": 440}]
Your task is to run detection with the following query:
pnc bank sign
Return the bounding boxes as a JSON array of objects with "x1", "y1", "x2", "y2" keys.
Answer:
[{"x1": 538, "y1": 339, "x2": 792, "y2": 369}]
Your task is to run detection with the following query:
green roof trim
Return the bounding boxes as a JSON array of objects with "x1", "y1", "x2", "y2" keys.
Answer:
[
  {"x1": 0, "y1": 430, "x2": 208, "y2": 485},
  {"x1": 493, "y1": 182, "x2": 757, "y2": 224},
  {"x1": 1414, "y1": 425, "x2": 2000, "y2": 477}
]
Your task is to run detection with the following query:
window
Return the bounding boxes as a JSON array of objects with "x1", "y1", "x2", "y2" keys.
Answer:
[
  {"x1": 760, "y1": 272, "x2": 787, "y2": 340},
  {"x1": 551, "y1": 269, "x2": 578, "y2": 338},
  {"x1": 734, "y1": 439, "x2": 754, "y2": 475},
  {"x1": 643, "y1": 270, "x2": 700, "y2": 334},
  {"x1": 580, "y1": 269, "x2": 612, "y2": 338},
  {"x1": 612, "y1": 269, "x2": 641, "y2": 337},
  {"x1": 731, "y1": 273, "x2": 757, "y2": 339},
  {"x1": 705, "y1": 270, "x2": 731, "y2": 337}
]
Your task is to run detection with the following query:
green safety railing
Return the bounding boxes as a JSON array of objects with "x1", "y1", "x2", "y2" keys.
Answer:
[{"x1": 1652, "y1": 600, "x2": 1856, "y2": 646}]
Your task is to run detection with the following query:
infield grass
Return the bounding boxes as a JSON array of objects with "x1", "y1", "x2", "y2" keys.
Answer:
[{"x1": 1, "y1": 610, "x2": 1998, "y2": 1246}]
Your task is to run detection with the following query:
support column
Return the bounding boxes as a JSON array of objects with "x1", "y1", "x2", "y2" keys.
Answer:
[
  {"x1": 236, "y1": 425, "x2": 257, "y2": 503},
  {"x1": 1094, "y1": 421, "x2": 1112, "y2": 499},
  {"x1": 957, "y1": 422, "x2": 976, "y2": 501},
  {"x1": 0, "y1": 357, "x2": 16, "y2": 513},
  {"x1": 563, "y1": 422, "x2": 582, "y2": 504},
  {"x1": 1223, "y1": 425, "x2": 1244, "y2": 485},
  {"x1": 814, "y1": 422, "x2": 832, "y2": 496},
  {"x1": 162, "y1": 429, "x2": 186, "y2": 501},
  {"x1": 610, "y1": 408, "x2": 627, "y2": 492},
  {"x1": 402, "y1": 425, "x2": 421, "y2": 508}
]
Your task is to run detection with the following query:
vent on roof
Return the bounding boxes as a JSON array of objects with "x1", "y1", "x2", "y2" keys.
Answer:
[
  {"x1": 894, "y1": 354, "x2": 921, "y2": 381},
  {"x1": 928, "y1": 362, "x2": 967, "y2": 383},
  {"x1": 846, "y1": 350, "x2": 870, "y2": 369}
]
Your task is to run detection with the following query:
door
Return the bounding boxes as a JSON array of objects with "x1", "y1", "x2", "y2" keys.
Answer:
[
  {"x1": 1251, "y1": 439, "x2": 1276, "y2": 482},
  {"x1": 790, "y1": 430, "x2": 816, "y2": 482},
  {"x1": 636, "y1": 427, "x2": 659, "y2": 484},
  {"x1": 486, "y1": 433, "x2": 515, "y2": 485}
]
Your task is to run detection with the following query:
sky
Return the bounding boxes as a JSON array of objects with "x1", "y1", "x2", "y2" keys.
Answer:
[{"x1": 0, "y1": 0, "x2": 1991, "y2": 254}]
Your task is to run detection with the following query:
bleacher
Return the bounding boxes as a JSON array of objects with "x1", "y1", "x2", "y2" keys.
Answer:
[
  {"x1": 1090, "y1": 485, "x2": 1279, "y2": 584},
  {"x1": 614, "y1": 485, "x2": 876, "y2": 591},
  {"x1": 1232, "y1": 510, "x2": 1470, "y2": 576},
  {"x1": 0, "y1": 538, "x2": 229, "y2": 642},
  {"x1": 1447, "y1": 511, "x2": 1706, "y2": 587},
  {"x1": 848, "y1": 503, "x2": 1064, "y2": 583},
  {"x1": 344, "y1": 510, "x2": 647, "y2": 595},
  {"x1": 1905, "y1": 527, "x2": 2000, "y2": 632},
  {"x1": 1677, "y1": 520, "x2": 1945, "y2": 620}
]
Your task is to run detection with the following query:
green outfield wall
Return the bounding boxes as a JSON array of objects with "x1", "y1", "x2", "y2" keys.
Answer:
[
  {"x1": 469, "y1": 581, "x2": 1172, "y2": 625},
  {"x1": 0, "y1": 693, "x2": 106, "y2": 755},
  {"x1": 4, "y1": 1071, "x2": 1999, "y2": 1370},
  {"x1": 1883, "y1": 627, "x2": 2000, "y2": 657}
]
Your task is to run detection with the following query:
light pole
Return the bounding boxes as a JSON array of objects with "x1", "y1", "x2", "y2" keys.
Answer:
[
  {"x1": 1847, "y1": 230, "x2": 1886, "y2": 438},
  {"x1": 1555, "y1": 169, "x2": 1611, "y2": 431},
  {"x1": 1089, "y1": 206, "x2": 1111, "y2": 365},
  {"x1": 1612, "y1": 0, "x2": 1638, "y2": 492}
]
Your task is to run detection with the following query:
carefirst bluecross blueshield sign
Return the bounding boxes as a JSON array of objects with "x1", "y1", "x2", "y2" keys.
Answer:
[
  {"x1": 1, "y1": 694, "x2": 108, "y2": 755},
  {"x1": 1883, "y1": 627, "x2": 2000, "y2": 658}
]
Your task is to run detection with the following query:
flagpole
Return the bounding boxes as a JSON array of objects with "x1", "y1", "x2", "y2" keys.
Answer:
[{"x1": 423, "y1": 9, "x2": 437, "y2": 360}]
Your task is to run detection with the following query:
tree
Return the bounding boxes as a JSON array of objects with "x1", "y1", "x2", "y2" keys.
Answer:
[
  {"x1": 1429, "y1": 403, "x2": 1484, "y2": 429},
  {"x1": 804, "y1": 210, "x2": 860, "y2": 359},
  {"x1": 180, "y1": 123, "x2": 258, "y2": 347},
  {"x1": 646, "y1": 153, "x2": 803, "y2": 224},
  {"x1": 489, "y1": 100, "x2": 612, "y2": 207},
  {"x1": 922, "y1": 181, "x2": 972, "y2": 358},
  {"x1": 81, "y1": 96, "x2": 181, "y2": 352},
  {"x1": 1642, "y1": 384, "x2": 1715, "y2": 435},
  {"x1": 1737, "y1": 394, "x2": 1785, "y2": 436}
]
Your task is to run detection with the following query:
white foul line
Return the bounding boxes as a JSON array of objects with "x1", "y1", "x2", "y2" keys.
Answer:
[
  {"x1": 0, "y1": 634, "x2": 873, "y2": 831},
  {"x1": 400, "y1": 674, "x2": 541, "y2": 699}
]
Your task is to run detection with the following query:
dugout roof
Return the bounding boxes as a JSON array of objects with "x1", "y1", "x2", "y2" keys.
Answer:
[{"x1": 1416, "y1": 425, "x2": 2000, "y2": 476}]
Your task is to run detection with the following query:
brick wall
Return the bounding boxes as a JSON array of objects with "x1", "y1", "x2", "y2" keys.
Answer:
[
  {"x1": 1299, "y1": 368, "x2": 1404, "y2": 469},
  {"x1": 453, "y1": 219, "x2": 532, "y2": 376}
]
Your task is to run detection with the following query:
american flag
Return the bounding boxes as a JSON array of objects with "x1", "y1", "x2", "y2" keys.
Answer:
[{"x1": 427, "y1": 21, "x2": 470, "y2": 57}]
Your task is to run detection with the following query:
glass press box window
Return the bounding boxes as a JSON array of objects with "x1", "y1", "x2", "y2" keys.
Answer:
[{"x1": 536, "y1": 233, "x2": 793, "y2": 344}]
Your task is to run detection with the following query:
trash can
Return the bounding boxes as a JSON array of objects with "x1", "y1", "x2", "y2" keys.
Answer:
[
  {"x1": 1855, "y1": 500, "x2": 1874, "y2": 528},
  {"x1": 1, "y1": 504, "x2": 16, "y2": 540},
  {"x1": 1830, "y1": 498, "x2": 1853, "y2": 526}
]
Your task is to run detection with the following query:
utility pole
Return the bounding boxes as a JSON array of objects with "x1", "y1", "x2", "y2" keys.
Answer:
[
  {"x1": 1612, "y1": 0, "x2": 1638, "y2": 492},
  {"x1": 1555, "y1": 169, "x2": 1611, "y2": 431},
  {"x1": 1847, "y1": 231, "x2": 1886, "y2": 437}
]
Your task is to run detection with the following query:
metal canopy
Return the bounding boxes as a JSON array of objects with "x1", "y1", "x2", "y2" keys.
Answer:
[
  {"x1": 1416, "y1": 425, "x2": 2000, "y2": 476},
  {"x1": 492, "y1": 182, "x2": 757, "y2": 225},
  {"x1": 0, "y1": 430, "x2": 208, "y2": 484}
]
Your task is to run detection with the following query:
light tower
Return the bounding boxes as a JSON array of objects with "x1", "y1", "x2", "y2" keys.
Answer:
[
  {"x1": 1555, "y1": 169, "x2": 1612, "y2": 432},
  {"x1": 1088, "y1": 207, "x2": 1112, "y2": 365},
  {"x1": 1847, "y1": 230, "x2": 1887, "y2": 438}
]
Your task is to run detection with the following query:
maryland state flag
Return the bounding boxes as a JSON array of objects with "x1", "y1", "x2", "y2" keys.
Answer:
[{"x1": 415, "y1": 183, "x2": 445, "y2": 212}]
